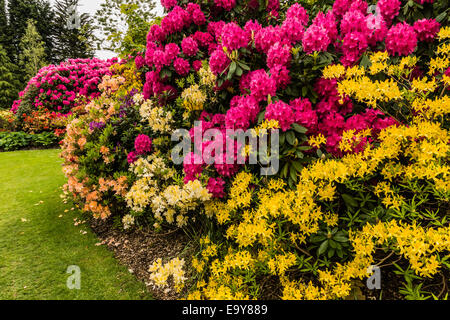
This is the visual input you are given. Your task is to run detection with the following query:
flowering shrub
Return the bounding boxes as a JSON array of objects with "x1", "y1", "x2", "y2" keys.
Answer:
[
  {"x1": 12, "y1": 58, "x2": 118, "y2": 134},
  {"x1": 60, "y1": 0, "x2": 450, "y2": 300},
  {"x1": 0, "y1": 110, "x2": 15, "y2": 132}
]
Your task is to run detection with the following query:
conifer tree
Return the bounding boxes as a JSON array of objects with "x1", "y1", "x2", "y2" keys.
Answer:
[
  {"x1": 18, "y1": 19, "x2": 48, "y2": 82},
  {"x1": 0, "y1": 44, "x2": 20, "y2": 109},
  {"x1": 53, "y1": 0, "x2": 96, "y2": 61}
]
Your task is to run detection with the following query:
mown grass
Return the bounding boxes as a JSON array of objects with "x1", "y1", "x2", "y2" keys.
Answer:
[{"x1": 0, "y1": 149, "x2": 151, "y2": 300}]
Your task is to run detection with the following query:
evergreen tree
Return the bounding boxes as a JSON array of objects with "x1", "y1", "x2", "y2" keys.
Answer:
[
  {"x1": 18, "y1": 19, "x2": 48, "y2": 82},
  {"x1": 0, "y1": 44, "x2": 20, "y2": 109},
  {"x1": 53, "y1": 0, "x2": 96, "y2": 61},
  {"x1": 0, "y1": 0, "x2": 12, "y2": 58},
  {"x1": 7, "y1": 0, "x2": 55, "y2": 64}
]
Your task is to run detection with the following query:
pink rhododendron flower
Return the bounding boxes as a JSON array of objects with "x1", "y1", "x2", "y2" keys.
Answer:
[
  {"x1": 281, "y1": 17, "x2": 306, "y2": 44},
  {"x1": 286, "y1": 3, "x2": 309, "y2": 25},
  {"x1": 340, "y1": 9, "x2": 370, "y2": 36},
  {"x1": 270, "y1": 65, "x2": 291, "y2": 90},
  {"x1": 267, "y1": 42, "x2": 292, "y2": 68},
  {"x1": 332, "y1": 0, "x2": 352, "y2": 18},
  {"x1": 255, "y1": 26, "x2": 284, "y2": 53},
  {"x1": 183, "y1": 152, "x2": 204, "y2": 178},
  {"x1": 215, "y1": 153, "x2": 240, "y2": 177},
  {"x1": 181, "y1": 37, "x2": 199, "y2": 56},
  {"x1": 209, "y1": 49, "x2": 231, "y2": 75},
  {"x1": 134, "y1": 134, "x2": 152, "y2": 155},
  {"x1": 127, "y1": 151, "x2": 137, "y2": 164},
  {"x1": 221, "y1": 22, "x2": 250, "y2": 51},
  {"x1": 147, "y1": 24, "x2": 166, "y2": 43},
  {"x1": 193, "y1": 31, "x2": 214, "y2": 48},
  {"x1": 225, "y1": 106, "x2": 251, "y2": 130},
  {"x1": 207, "y1": 178, "x2": 226, "y2": 198},
  {"x1": 249, "y1": 70, "x2": 277, "y2": 102},
  {"x1": 302, "y1": 24, "x2": 331, "y2": 54},
  {"x1": 413, "y1": 19, "x2": 440, "y2": 42},
  {"x1": 265, "y1": 100, "x2": 294, "y2": 132},
  {"x1": 349, "y1": 0, "x2": 368, "y2": 14},
  {"x1": 385, "y1": 22, "x2": 417, "y2": 56},
  {"x1": 192, "y1": 60, "x2": 203, "y2": 71},
  {"x1": 366, "y1": 14, "x2": 388, "y2": 46},
  {"x1": 173, "y1": 57, "x2": 191, "y2": 76},
  {"x1": 377, "y1": 0, "x2": 401, "y2": 24},
  {"x1": 341, "y1": 31, "x2": 368, "y2": 66},
  {"x1": 214, "y1": 0, "x2": 236, "y2": 11},
  {"x1": 312, "y1": 11, "x2": 338, "y2": 43},
  {"x1": 161, "y1": 0, "x2": 177, "y2": 10},
  {"x1": 135, "y1": 55, "x2": 145, "y2": 70}
]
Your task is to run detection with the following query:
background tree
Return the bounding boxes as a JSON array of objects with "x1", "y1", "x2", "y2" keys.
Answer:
[
  {"x1": 7, "y1": 0, "x2": 55, "y2": 64},
  {"x1": 95, "y1": 0, "x2": 156, "y2": 56},
  {"x1": 0, "y1": 0, "x2": 12, "y2": 58},
  {"x1": 0, "y1": 45, "x2": 20, "y2": 109},
  {"x1": 19, "y1": 19, "x2": 48, "y2": 82},
  {"x1": 53, "y1": 0, "x2": 96, "y2": 62}
]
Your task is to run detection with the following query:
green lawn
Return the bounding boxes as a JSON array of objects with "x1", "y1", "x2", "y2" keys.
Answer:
[{"x1": 0, "y1": 149, "x2": 151, "y2": 300}]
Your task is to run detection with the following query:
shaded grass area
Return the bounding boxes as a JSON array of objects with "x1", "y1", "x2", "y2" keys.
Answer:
[{"x1": 0, "y1": 149, "x2": 151, "y2": 300}]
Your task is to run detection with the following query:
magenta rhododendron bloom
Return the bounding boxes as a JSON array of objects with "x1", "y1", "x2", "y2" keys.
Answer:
[
  {"x1": 332, "y1": 0, "x2": 352, "y2": 18},
  {"x1": 214, "y1": 0, "x2": 236, "y2": 11},
  {"x1": 302, "y1": 24, "x2": 331, "y2": 54},
  {"x1": 413, "y1": 19, "x2": 440, "y2": 42},
  {"x1": 340, "y1": 9, "x2": 370, "y2": 36},
  {"x1": 341, "y1": 31, "x2": 368, "y2": 66},
  {"x1": 267, "y1": 42, "x2": 292, "y2": 69},
  {"x1": 265, "y1": 100, "x2": 295, "y2": 132},
  {"x1": 377, "y1": 0, "x2": 401, "y2": 25},
  {"x1": 255, "y1": 26, "x2": 284, "y2": 53},
  {"x1": 134, "y1": 134, "x2": 152, "y2": 155},
  {"x1": 366, "y1": 14, "x2": 388, "y2": 46},
  {"x1": 173, "y1": 57, "x2": 191, "y2": 76},
  {"x1": 220, "y1": 22, "x2": 249, "y2": 51},
  {"x1": 165, "y1": 43, "x2": 180, "y2": 61},
  {"x1": 207, "y1": 178, "x2": 226, "y2": 198},
  {"x1": 135, "y1": 55, "x2": 145, "y2": 70},
  {"x1": 312, "y1": 11, "x2": 338, "y2": 43},
  {"x1": 183, "y1": 152, "x2": 204, "y2": 179},
  {"x1": 385, "y1": 22, "x2": 418, "y2": 56},
  {"x1": 181, "y1": 37, "x2": 199, "y2": 56},
  {"x1": 286, "y1": 3, "x2": 309, "y2": 25},
  {"x1": 127, "y1": 151, "x2": 138, "y2": 164},
  {"x1": 249, "y1": 70, "x2": 277, "y2": 102},
  {"x1": 161, "y1": 0, "x2": 177, "y2": 10},
  {"x1": 209, "y1": 49, "x2": 230, "y2": 75}
]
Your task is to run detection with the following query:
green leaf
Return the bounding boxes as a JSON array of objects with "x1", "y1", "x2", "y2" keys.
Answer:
[
  {"x1": 342, "y1": 194, "x2": 358, "y2": 208},
  {"x1": 289, "y1": 168, "x2": 298, "y2": 183},
  {"x1": 236, "y1": 66, "x2": 243, "y2": 77},
  {"x1": 229, "y1": 61, "x2": 237, "y2": 75},
  {"x1": 318, "y1": 241, "x2": 328, "y2": 256},
  {"x1": 286, "y1": 131, "x2": 296, "y2": 145},
  {"x1": 302, "y1": 86, "x2": 308, "y2": 97},
  {"x1": 292, "y1": 123, "x2": 308, "y2": 134},
  {"x1": 291, "y1": 161, "x2": 303, "y2": 172},
  {"x1": 334, "y1": 234, "x2": 349, "y2": 243}
]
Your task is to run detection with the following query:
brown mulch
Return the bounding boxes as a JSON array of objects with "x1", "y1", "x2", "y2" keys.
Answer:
[{"x1": 90, "y1": 218, "x2": 193, "y2": 300}]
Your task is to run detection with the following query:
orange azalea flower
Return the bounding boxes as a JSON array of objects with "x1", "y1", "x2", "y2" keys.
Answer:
[
  {"x1": 100, "y1": 146, "x2": 110, "y2": 155},
  {"x1": 77, "y1": 137, "x2": 87, "y2": 150}
]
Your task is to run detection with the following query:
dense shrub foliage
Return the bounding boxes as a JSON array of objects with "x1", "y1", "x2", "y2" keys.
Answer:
[
  {"x1": 12, "y1": 58, "x2": 118, "y2": 134},
  {"x1": 0, "y1": 131, "x2": 59, "y2": 152},
  {"x1": 60, "y1": 0, "x2": 449, "y2": 300}
]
